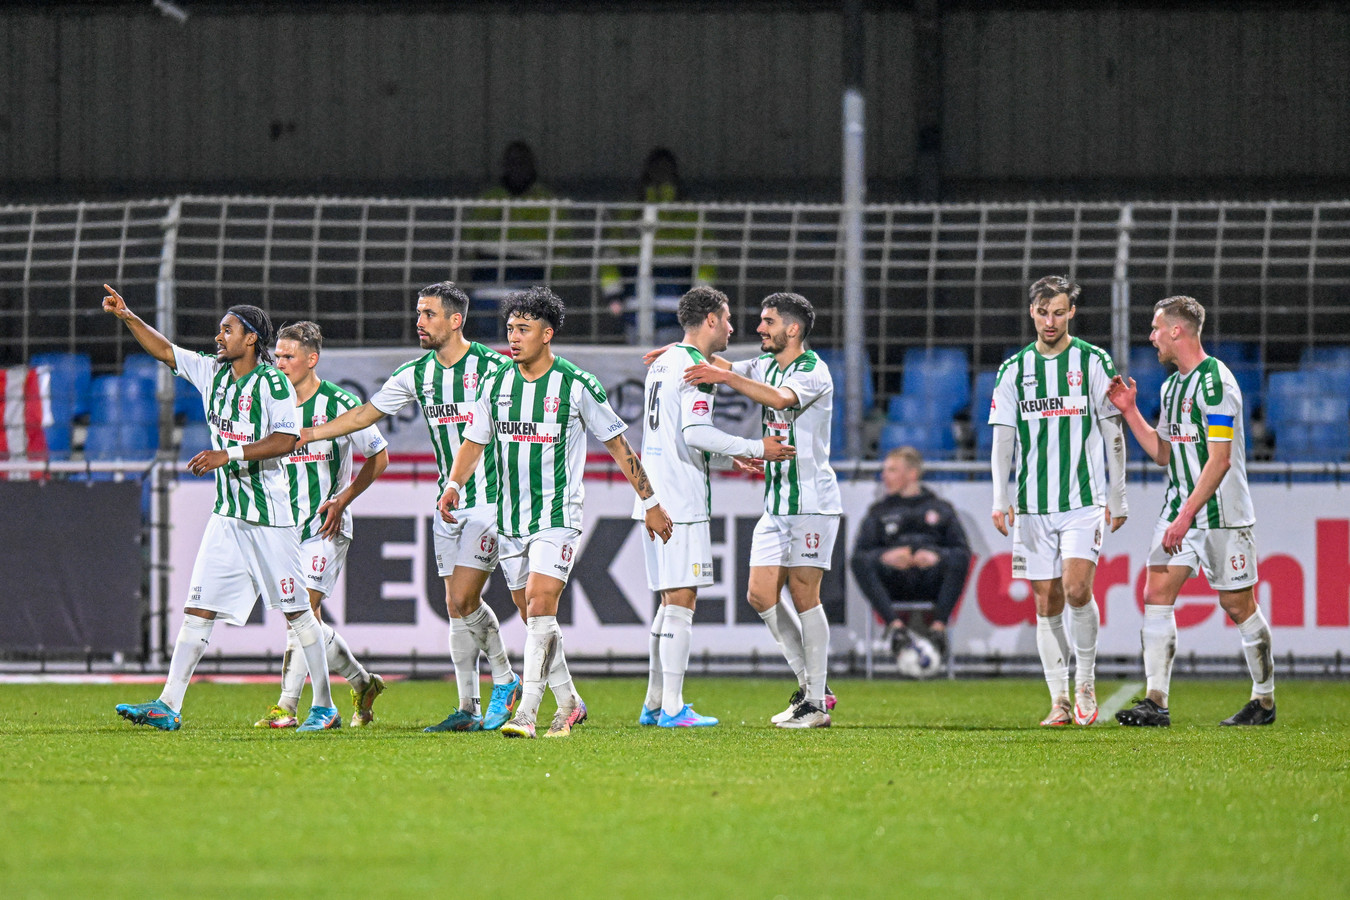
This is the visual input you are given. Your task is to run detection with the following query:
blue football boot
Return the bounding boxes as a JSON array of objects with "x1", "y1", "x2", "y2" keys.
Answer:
[
  {"x1": 481, "y1": 675, "x2": 522, "y2": 731},
  {"x1": 115, "y1": 699, "x2": 181, "y2": 731},
  {"x1": 657, "y1": 704, "x2": 719, "y2": 728},
  {"x1": 296, "y1": 705, "x2": 342, "y2": 731}
]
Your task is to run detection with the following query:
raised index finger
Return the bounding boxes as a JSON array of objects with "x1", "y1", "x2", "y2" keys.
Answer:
[{"x1": 102, "y1": 284, "x2": 123, "y2": 302}]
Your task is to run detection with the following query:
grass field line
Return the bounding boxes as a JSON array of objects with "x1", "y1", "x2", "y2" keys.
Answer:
[{"x1": 1098, "y1": 680, "x2": 1144, "y2": 720}]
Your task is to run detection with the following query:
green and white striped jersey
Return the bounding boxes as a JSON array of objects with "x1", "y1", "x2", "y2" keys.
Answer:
[
  {"x1": 989, "y1": 338, "x2": 1120, "y2": 515},
  {"x1": 1156, "y1": 355, "x2": 1254, "y2": 529},
  {"x1": 463, "y1": 355, "x2": 629, "y2": 537},
  {"x1": 173, "y1": 346, "x2": 300, "y2": 527},
  {"x1": 283, "y1": 381, "x2": 389, "y2": 542},
  {"x1": 370, "y1": 344, "x2": 509, "y2": 508},
  {"x1": 732, "y1": 350, "x2": 842, "y2": 516}
]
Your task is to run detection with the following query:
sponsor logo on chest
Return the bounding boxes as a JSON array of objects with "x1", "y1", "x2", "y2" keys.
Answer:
[
  {"x1": 496, "y1": 420, "x2": 562, "y2": 444},
  {"x1": 209, "y1": 413, "x2": 255, "y2": 443},
  {"x1": 1164, "y1": 422, "x2": 1201, "y2": 444},
  {"x1": 425, "y1": 402, "x2": 474, "y2": 426},
  {"x1": 286, "y1": 440, "x2": 334, "y2": 465},
  {"x1": 1017, "y1": 396, "x2": 1087, "y2": 419}
]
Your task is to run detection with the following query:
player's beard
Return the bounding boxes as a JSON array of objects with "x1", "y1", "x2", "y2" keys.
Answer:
[{"x1": 760, "y1": 332, "x2": 786, "y2": 354}]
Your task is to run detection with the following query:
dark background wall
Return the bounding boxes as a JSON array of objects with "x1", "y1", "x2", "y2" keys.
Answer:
[{"x1": 2, "y1": 1, "x2": 1347, "y2": 201}]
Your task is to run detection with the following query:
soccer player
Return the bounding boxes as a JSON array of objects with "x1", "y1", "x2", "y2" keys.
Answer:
[
  {"x1": 1107, "y1": 295, "x2": 1273, "y2": 727},
  {"x1": 988, "y1": 275, "x2": 1128, "y2": 727},
  {"x1": 250, "y1": 321, "x2": 390, "y2": 729},
  {"x1": 635, "y1": 286, "x2": 795, "y2": 728},
  {"x1": 682, "y1": 292, "x2": 839, "y2": 728},
  {"x1": 299, "y1": 282, "x2": 523, "y2": 732},
  {"x1": 441, "y1": 286, "x2": 674, "y2": 739},
  {"x1": 102, "y1": 286, "x2": 339, "y2": 731}
]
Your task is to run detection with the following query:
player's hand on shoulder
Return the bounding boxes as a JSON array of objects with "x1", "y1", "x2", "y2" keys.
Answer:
[
  {"x1": 101, "y1": 284, "x2": 132, "y2": 319},
  {"x1": 641, "y1": 343, "x2": 675, "y2": 367},
  {"x1": 683, "y1": 362, "x2": 728, "y2": 385},
  {"x1": 761, "y1": 435, "x2": 795, "y2": 461}
]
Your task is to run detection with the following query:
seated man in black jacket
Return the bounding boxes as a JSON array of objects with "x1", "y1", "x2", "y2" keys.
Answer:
[{"x1": 851, "y1": 446, "x2": 972, "y2": 657}]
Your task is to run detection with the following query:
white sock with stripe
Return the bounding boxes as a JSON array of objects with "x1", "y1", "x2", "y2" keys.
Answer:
[
  {"x1": 1237, "y1": 608, "x2": 1275, "y2": 697},
  {"x1": 758, "y1": 602, "x2": 807, "y2": 687},
  {"x1": 660, "y1": 605, "x2": 694, "y2": 717},
  {"x1": 545, "y1": 621, "x2": 579, "y2": 707},
  {"x1": 462, "y1": 603, "x2": 513, "y2": 684},
  {"x1": 1036, "y1": 613, "x2": 1071, "y2": 701},
  {"x1": 518, "y1": 616, "x2": 555, "y2": 723},
  {"x1": 644, "y1": 604, "x2": 667, "y2": 712},
  {"x1": 322, "y1": 623, "x2": 369, "y2": 693},
  {"x1": 288, "y1": 610, "x2": 333, "y2": 709},
  {"x1": 277, "y1": 628, "x2": 305, "y2": 713},
  {"x1": 159, "y1": 614, "x2": 214, "y2": 713},
  {"x1": 798, "y1": 605, "x2": 830, "y2": 706},
  {"x1": 1068, "y1": 599, "x2": 1100, "y2": 688},
  {"x1": 449, "y1": 617, "x2": 482, "y2": 715},
  {"x1": 1141, "y1": 605, "x2": 1177, "y2": 706}
]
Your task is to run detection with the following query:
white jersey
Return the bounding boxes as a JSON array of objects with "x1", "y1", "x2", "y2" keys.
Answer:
[
  {"x1": 733, "y1": 350, "x2": 841, "y2": 516},
  {"x1": 632, "y1": 343, "x2": 724, "y2": 524},
  {"x1": 370, "y1": 344, "x2": 509, "y2": 509},
  {"x1": 1157, "y1": 355, "x2": 1255, "y2": 529},
  {"x1": 989, "y1": 338, "x2": 1120, "y2": 515},
  {"x1": 463, "y1": 355, "x2": 628, "y2": 537},
  {"x1": 283, "y1": 380, "x2": 388, "y2": 542},
  {"x1": 173, "y1": 346, "x2": 300, "y2": 527}
]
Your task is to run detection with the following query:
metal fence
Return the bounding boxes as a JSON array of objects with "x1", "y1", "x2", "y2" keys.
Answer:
[{"x1": 4, "y1": 196, "x2": 1349, "y2": 388}]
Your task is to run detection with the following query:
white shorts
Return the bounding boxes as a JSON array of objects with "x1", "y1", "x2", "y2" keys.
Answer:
[
  {"x1": 187, "y1": 514, "x2": 308, "y2": 626},
  {"x1": 1012, "y1": 506, "x2": 1105, "y2": 581},
  {"x1": 498, "y1": 527, "x2": 581, "y2": 591},
  {"x1": 300, "y1": 533, "x2": 350, "y2": 599},
  {"x1": 749, "y1": 513, "x2": 839, "y2": 570},
  {"x1": 432, "y1": 504, "x2": 499, "y2": 577},
  {"x1": 643, "y1": 521, "x2": 714, "y2": 592},
  {"x1": 1148, "y1": 520, "x2": 1258, "y2": 592}
]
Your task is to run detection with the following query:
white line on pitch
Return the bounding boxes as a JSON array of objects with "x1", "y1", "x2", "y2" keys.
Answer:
[{"x1": 1098, "y1": 681, "x2": 1144, "y2": 722}]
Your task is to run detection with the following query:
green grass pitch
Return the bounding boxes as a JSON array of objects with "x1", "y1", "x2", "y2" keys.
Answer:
[{"x1": 3, "y1": 678, "x2": 1347, "y2": 899}]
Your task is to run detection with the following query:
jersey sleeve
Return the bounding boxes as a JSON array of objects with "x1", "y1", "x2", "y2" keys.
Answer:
[
  {"x1": 731, "y1": 357, "x2": 763, "y2": 379},
  {"x1": 369, "y1": 366, "x2": 416, "y2": 416},
  {"x1": 264, "y1": 380, "x2": 300, "y2": 437},
  {"x1": 351, "y1": 423, "x2": 389, "y2": 457},
  {"x1": 780, "y1": 366, "x2": 829, "y2": 411},
  {"x1": 1202, "y1": 370, "x2": 1240, "y2": 443},
  {"x1": 678, "y1": 375, "x2": 716, "y2": 426},
  {"x1": 578, "y1": 385, "x2": 629, "y2": 442},
  {"x1": 461, "y1": 394, "x2": 494, "y2": 444},
  {"x1": 988, "y1": 364, "x2": 1018, "y2": 427},
  {"x1": 171, "y1": 345, "x2": 217, "y2": 394},
  {"x1": 1090, "y1": 352, "x2": 1122, "y2": 420}
]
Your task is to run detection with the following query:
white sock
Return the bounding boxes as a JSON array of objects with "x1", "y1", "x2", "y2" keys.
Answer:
[
  {"x1": 158, "y1": 614, "x2": 214, "y2": 712},
  {"x1": 462, "y1": 603, "x2": 513, "y2": 683},
  {"x1": 1141, "y1": 605, "x2": 1177, "y2": 705},
  {"x1": 545, "y1": 621, "x2": 578, "y2": 707},
  {"x1": 1237, "y1": 608, "x2": 1275, "y2": 697},
  {"x1": 322, "y1": 623, "x2": 369, "y2": 692},
  {"x1": 277, "y1": 628, "x2": 305, "y2": 713},
  {"x1": 449, "y1": 617, "x2": 482, "y2": 715},
  {"x1": 644, "y1": 604, "x2": 667, "y2": 712},
  {"x1": 1036, "y1": 613, "x2": 1071, "y2": 701},
  {"x1": 758, "y1": 602, "x2": 807, "y2": 686},
  {"x1": 798, "y1": 605, "x2": 830, "y2": 706},
  {"x1": 288, "y1": 609, "x2": 333, "y2": 708},
  {"x1": 660, "y1": 606, "x2": 694, "y2": 717},
  {"x1": 1068, "y1": 599, "x2": 1100, "y2": 688},
  {"x1": 518, "y1": 616, "x2": 555, "y2": 723}
]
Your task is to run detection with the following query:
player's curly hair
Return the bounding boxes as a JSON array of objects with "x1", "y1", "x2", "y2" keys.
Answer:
[
  {"x1": 501, "y1": 285, "x2": 565, "y2": 332},
  {"x1": 418, "y1": 281, "x2": 470, "y2": 320},
  {"x1": 226, "y1": 304, "x2": 276, "y2": 364},
  {"x1": 676, "y1": 286, "x2": 729, "y2": 330},
  {"x1": 1029, "y1": 275, "x2": 1082, "y2": 306},
  {"x1": 277, "y1": 320, "x2": 322, "y2": 354},
  {"x1": 1155, "y1": 295, "x2": 1206, "y2": 334},
  {"x1": 762, "y1": 292, "x2": 815, "y2": 338}
]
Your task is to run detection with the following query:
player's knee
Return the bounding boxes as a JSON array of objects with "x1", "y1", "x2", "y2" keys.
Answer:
[{"x1": 1063, "y1": 579, "x2": 1092, "y2": 607}]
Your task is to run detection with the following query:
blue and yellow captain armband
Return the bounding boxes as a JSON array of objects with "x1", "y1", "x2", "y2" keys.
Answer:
[{"x1": 1207, "y1": 413, "x2": 1234, "y2": 441}]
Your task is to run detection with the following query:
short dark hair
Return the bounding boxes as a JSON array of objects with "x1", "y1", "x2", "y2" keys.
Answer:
[
  {"x1": 226, "y1": 304, "x2": 276, "y2": 365},
  {"x1": 277, "y1": 320, "x2": 322, "y2": 354},
  {"x1": 1029, "y1": 275, "x2": 1081, "y2": 306},
  {"x1": 501, "y1": 285, "x2": 565, "y2": 332},
  {"x1": 762, "y1": 292, "x2": 815, "y2": 338},
  {"x1": 1155, "y1": 295, "x2": 1205, "y2": 334},
  {"x1": 418, "y1": 281, "x2": 470, "y2": 319},
  {"x1": 677, "y1": 286, "x2": 729, "y2": 330}
]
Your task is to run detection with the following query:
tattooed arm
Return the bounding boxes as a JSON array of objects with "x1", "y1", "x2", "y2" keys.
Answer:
[{"x1": 603, "y1": 433, "x2": 673, "y2": 543}]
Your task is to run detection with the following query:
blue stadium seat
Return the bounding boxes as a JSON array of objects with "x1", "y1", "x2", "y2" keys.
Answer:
[
  {"x1": 44, "y1": 424, "x2": 74, "y2": 461},
  {"x1": 1265, "y1": 371, "x2": 1313, "y2": 426},
  {"x1": 878, "y1": 421, "x2": 956, "y2": 459},
  {"x1": 972, "y1": 370, "x2": 998, "y2": 455},
  {"x1": 900, "y1": 348, "x2": 970, "y2": 418},
  {"x1": 122, "y1": 353, "x2": 163, "y2": 384},
  {"x1": 31, "y1": 352, "x2": 92, "y2": 458},
  {"x1": 83, "y1": 423, "x2": 121, "y2": 461},
  {"x1": 1301, "y1": 345, "x2": 1350, "y2": 369},
  {"x1": 175, "y1": 378, "x2": 204, "y2": 421},
  {"x1": 84, "y1": 422, "x2": 159, "y2": 463},
  {"x1": 89, "y1": 375, "x2": 158, "y2": 426},
  {"x1": 815, "y1": 348, "x2": 874, "y2": 414},
  {"x1": 179, "y1": 421, "x2": 214, "y2": 465}
]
